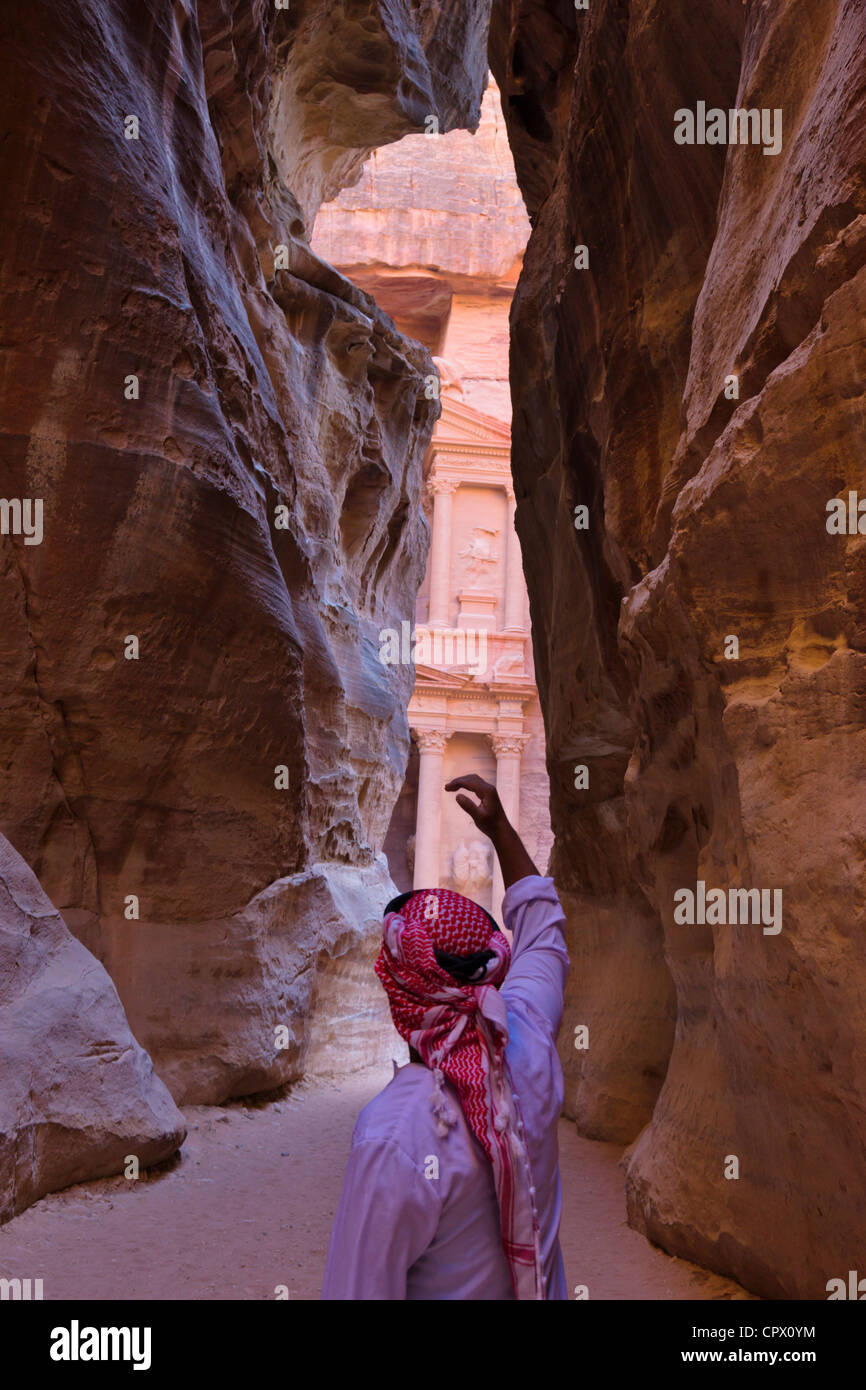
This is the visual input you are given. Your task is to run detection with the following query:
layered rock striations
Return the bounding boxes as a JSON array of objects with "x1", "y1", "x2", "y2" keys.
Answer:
[
  {"x1": 0, "y1": 0, "x2": 491, "y2": 1180},
  {"x1": 492, "y1": 0, "x2": 866, "y2": 1297}
]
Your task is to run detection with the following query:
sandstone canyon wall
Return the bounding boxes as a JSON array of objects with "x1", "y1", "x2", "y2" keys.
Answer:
[
  {"x1": 0, "y1": 0, "x2": 492, "y2": 1218},
  {"x1": 492, "y1": 0, "x2": 866, "y2": 1297},
  {"x1": 0, "y1": 833, "x2": 185, "y2": 1222}
]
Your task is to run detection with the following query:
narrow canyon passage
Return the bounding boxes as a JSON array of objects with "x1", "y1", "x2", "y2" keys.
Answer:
[{"x1": 0, "y1": 1067, "x2": 749, "y2": 1301}]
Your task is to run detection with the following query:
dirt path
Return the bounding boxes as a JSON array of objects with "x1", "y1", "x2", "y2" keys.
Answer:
[{"x1": 0, "y1": 1065, "x2": 751, "y2": 1300}]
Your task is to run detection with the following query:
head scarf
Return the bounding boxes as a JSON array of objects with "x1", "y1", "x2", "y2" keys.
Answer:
[{"x1": 375, "y1": 886, "x2": 544, "y2": 1300}]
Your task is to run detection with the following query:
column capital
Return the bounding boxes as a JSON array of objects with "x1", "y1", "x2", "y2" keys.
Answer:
[
  {"x1": 427, "y1": 474, "x2": 459, "y2": 498},
  {"x1": 489, "y1": 732, "x2": 528, "y2": 758},
  {"x1": 413, "y1": 727, "x2": 450, "y2": 752}
]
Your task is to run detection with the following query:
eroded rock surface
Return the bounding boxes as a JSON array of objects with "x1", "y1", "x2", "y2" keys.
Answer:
[
  {"x1": 312, "y1": 76, "x2": 530, "y2": 420},
  {"x1": 0, "y1": 0, "x2": 490, "y2": 1122},
  {"x1": 0, "y1": 834, "x2": 185, "y2": 1222},
  {"x1": 492, "y1": 0, "x2": 866, "y2": 1297}
]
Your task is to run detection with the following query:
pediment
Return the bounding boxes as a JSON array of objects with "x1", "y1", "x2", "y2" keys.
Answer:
[
  {"x1": 413, "y1": 666, "x2": 477, "y2": 689},
  {"x1": 434, "y1": 397, "x2": 512, "y2": 448}
]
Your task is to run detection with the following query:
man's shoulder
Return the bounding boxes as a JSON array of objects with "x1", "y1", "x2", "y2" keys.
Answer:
[
  {"x1": 502, "y1": 873, "x2": 562, "y2": 915},
  {"x1": 353, "y1": 1063, "x2": 438, "y2": 1147}
]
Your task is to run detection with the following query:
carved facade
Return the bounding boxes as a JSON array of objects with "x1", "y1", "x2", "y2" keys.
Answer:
[
  {"x1": 387, "y1": 390, "x2": 552, "y2": 922},
  {"x1": 312, "y1": 78, "x2": 551, "y2": 923}
]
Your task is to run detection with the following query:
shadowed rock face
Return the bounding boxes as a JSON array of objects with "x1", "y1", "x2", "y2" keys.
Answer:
[
  {"x1": 0, "y1": 0, "x2": 491, "y2": 1112},
  {"x1": 492, "y1": 0, "x2": 866, "y2": 1296},
  {"x1": 0, "y1": 834, "x2": 185, "y2": 1223}
]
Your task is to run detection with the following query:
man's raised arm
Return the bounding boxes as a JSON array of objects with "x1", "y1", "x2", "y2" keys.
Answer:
[{"x1": 445, "y1": 774, "x2": 569, "y2": 1032}]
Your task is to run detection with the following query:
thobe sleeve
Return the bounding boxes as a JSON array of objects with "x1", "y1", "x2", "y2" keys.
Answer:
[
  {"x1": 321, "y1": 1137, "x2": 442, "y2": 1300},
  {"x1": 500, "y1": 874, "x2": 569, "y2": 1035}
]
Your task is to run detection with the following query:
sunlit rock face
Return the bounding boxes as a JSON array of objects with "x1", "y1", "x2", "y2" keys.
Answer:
[
  {"x1": 310, "y1": 76, "x2": 529, "y2": 283},
  {"x1": 312, "y1": 77, "x2": 530, "y2": 421},
  {"x1": 492, "y1": 0, "x2": 866, "y2": 1296},
  {"x1": 0, "y1": 834, "x2": 185, "y2": 1222},
  {"x1": 0, "y1": 0, "x2": 491, "y2": 1115}
]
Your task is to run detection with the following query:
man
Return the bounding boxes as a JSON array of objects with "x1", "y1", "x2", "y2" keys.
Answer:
[{"x1": 321, "y1": 773, "x2": 570, "y2": 1300}]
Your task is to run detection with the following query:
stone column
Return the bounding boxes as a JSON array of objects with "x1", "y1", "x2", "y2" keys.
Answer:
[
  {"x1": 427, "y1": 476, "x2": 457, "y2": 628},
  {"x1": 412, "y1": 728, "x2": 449, "y2": 890},
  {"x1": 503, "y1": 487, "x2": 526, "y2": 633},
  {"x1": 490, "y1": 732, "x2": 528, "y2": 922}
]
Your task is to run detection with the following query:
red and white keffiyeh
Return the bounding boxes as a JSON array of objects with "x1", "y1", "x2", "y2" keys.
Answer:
[{"x1": 374, "y1": 887, "x2": 545, "y2": 1300}]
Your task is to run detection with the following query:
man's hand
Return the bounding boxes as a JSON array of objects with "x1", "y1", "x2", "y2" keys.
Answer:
[
  {"x1": 445, "y1": 773, "x2": 540, "y2": 890},
  {"x1": 444, "y1": 775, "x2": 507, "y2": 839}
]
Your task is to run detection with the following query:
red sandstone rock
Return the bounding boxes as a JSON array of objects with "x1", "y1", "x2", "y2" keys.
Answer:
[
  {"x1": 0, "y1": 0, "x2": 491, "y2": 1158},
  {"x1": 0, "y1": 834, "x2": 185, "y2": 1221},
  {"x1": 493, "y1": 0, "x2": 866, "y2": 1297},
  {"x1": 311, "y1": 78, "x2": 529, "y2": 284},
  {"x1": 312, "y1": 78, "x2": 530, "y2": 420}
]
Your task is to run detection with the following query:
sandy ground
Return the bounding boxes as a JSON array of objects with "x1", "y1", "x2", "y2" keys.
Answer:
[{"x1": 0, "y1": 1065, "x2": 751, "y2": 1300}]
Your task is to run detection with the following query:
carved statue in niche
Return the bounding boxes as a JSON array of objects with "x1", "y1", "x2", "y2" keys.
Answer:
[
  {"x1": 468, "y1": 840, "x2": 492, "y2": 891},
  {"x1": 451, "y1": 838, "x2": 492, "y2": 896},
  {"x1": 405, "y1": 833, "x2": 416, "y2": 882},
  {"x1": 458, "y1": 527, "x2": 499, "y2": 585},
  {"x1": 451, "y1": 840, "x2": 469, "y2": 892},
  {"x1": 491, "y1": 649, "x2": 524, "y2": 680}
]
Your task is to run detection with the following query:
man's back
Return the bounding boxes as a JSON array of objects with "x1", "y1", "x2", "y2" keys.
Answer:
[
  {"x1": 321, "y1": 873, "x2": 569, "y2": 1300},
  {"x1": 346, "y1": 1063, "x2": 514, "y2": 1299}
]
